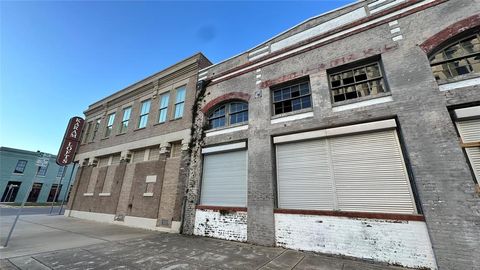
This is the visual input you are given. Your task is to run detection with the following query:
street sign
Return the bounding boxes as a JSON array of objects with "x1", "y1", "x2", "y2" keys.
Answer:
[{"x1": 56, "y1": 116, "x2": 85, "y2": 166}]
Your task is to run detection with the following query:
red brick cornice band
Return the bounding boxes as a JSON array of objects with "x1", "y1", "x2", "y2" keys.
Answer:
[
  {"x1": 200, "y1": 92, "x2": 251, "y2": 114},
  {"x1": 196, "y1": 205, "x2": 248, "y2": 212},
  {"x1": 274, "y1": 209, "x2": 425, "y2": 222},
  {"x1": 195, "y1": 206, "x2": 425, "y2": 221},
  {"x1": 420, "y1": 14, "x2": 480, "y2": 55},
  {"x1": 206, "y1": 0, "x2": 447, "y2": 86}
]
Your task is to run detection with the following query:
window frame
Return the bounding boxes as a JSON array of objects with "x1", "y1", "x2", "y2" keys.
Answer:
[
  {"x1": 174, "y1": 86, "x2": 186, "y2": 119},
  {"x1": 119, "y1": 107, "x2": 132, "y2": 134},
  {"x1": 327, "y1": 60, "x2": 389, "y2": 105},
  {"x1": 207, "y1": 101, "x2": 249, "y2": 130},
  {"x1": 158, "y1": 92, "x2": 170, "y2": 123},
  {"x1": 104, "y1": 112, "x2": 116, "y2": 138},
  {"x1": 429, "y1": 32, "x2": 480, "y2": 83},
  {"x1": 271, "y1": 77, "x2": 313, "y2": 116},
  {"x1": 56, "y1": 166, "x2": 66, "y2": 178},
  {"x1": 91, "y1": 119, "x2": 101, "y2": 142},
  {"x1": 36, "y1": 164, "x2": 48, "y2": 177},
  {"x1": 82, "y1": 121, "x2": 92, "y2": 143},
  {"x1": 13, "y1": 160, "x2": 28, "y2": 174},
  {"x1": 138, "y1": 99, "x2": 151, "y2": 129}
]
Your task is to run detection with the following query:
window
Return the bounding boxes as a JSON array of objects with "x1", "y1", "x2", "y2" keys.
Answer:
[
  {"x1": 158, "y1": 93, "x2": 170, "y2": 123},
  {"x1": 138, "y1": 100, "x2": 151, "y2": 128},
  {"x1": 36, "y1": 164, "x2": 48, "y2": 176},
  {"x1": 13, "y1": 160, "x2": 27, "y2": 174},
  {"x1": 82, "y1": 122, "x2": 92, "y2": 143},
  {"x1": 56, "y1": 166, "x2": 66, "y2": 178},
  {"x1": 119, "y1": 107, "x2": 131, "y2": 133},
  {"x1": 174, "y1": 86, "x2": 186, "y2": 119},
  {"x1": 272, "y1": 78, "x2": 312, "y2": 115},
  {"x1": 208, "y1": 101, "x2": 248, "y2": 129},
  {"x1": 328, "y1": 61, "x2": 387, "y2": 103},
  {"x1": 104, "y1": 113, "x2": 116, "y2": 137},
  {"x1": 430, "y1": 33, "x2": 480, "y2": 81},
  {"x1": 91, "y1": 119, "x2": 101, "y2": 141}
]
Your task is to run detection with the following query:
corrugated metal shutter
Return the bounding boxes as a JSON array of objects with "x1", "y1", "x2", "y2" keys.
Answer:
[
  {"x1": 330, "y1": 130, "x2": 416, "y2": 214},
  {"x1": 276, "y1": 139, "x2": 335, "y2": 210},
  {"x1": 275, "y1": 129, "x2": 416, "y2": 214},
  {"x1": 456, "y1": 119, "x2": 480, "y2": 181},
  {"x1": 133, "y1": 149, "x2": 146, "y2": 163},
  {"x1": 200, "y1": 150, "x2": 247, "y2": 207}
]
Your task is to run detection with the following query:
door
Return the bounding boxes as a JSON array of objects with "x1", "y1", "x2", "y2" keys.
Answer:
[
  {"x1": 47, "y1": 184, "x2": 62, "y2": 202},
  {"x1": 1, "y1": 181, "x2": 22, "y2": 202},
  {"x1": 27, "y1": 183, "x2": 43, "y2": 202}
]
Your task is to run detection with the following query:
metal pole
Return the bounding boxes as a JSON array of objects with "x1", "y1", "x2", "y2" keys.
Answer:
[
  {"x1": 3, "y1": 181, "x2": 34, "y2": 247},
  {"x1": 58, "y1": 163, "x2": 76, "y2": 215},
  {"x1": 49, "y1": 167, "x2": 65, "y2": 215}
]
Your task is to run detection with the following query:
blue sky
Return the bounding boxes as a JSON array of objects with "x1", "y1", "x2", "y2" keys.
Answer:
[{"x1": 1, "y1": 0, "x2": 353, "y2": 155}]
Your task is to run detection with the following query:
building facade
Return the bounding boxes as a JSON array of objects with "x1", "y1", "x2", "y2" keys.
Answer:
[
  {"x1": 65, "y1": 53, "x2": 212, "y2": 233},
  {"x1": 183, "y1": 1, "x2": 480, "y2": 270},
  {"x1": 0, "y1": 147, "x2": 76, "y2": 204}
]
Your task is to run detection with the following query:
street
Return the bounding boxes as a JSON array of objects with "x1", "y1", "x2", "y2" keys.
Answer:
[
  {"x1": 0, "y1": 215, "x2": 413, "y2": 270},
  {"x1": 0, "y1": 206, "x2": 64, "y2": 216}
]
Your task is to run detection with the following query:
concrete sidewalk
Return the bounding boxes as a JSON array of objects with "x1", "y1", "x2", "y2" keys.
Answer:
[{"x1": 0, "y1": 215, "x2": 412, "y2": 269}]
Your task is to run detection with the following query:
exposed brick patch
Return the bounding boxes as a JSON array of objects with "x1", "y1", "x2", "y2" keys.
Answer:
[
  {"x1": 201, "y1": 92, "x2": 250, "y2": 114},
  {"x1": 420, "y1": 14, "x2": 480, "y2": 55}
]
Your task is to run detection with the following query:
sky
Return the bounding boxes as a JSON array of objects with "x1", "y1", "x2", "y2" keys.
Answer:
[{"x1": 1, "y1": 0, "x2": 353, "y2": 155}]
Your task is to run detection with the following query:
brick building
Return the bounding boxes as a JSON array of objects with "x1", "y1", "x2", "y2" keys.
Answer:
[
  {"x1": 66, "y1": 53, "x2": 212, "y2": 232},
  {"x1": 183, "y1": 1, "x2": 480, "y2": 269}
]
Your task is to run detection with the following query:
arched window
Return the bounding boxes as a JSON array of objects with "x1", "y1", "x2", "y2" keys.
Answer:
[
  {"x1": 430, "y1": 32, "x2": 480, "y2": 81},
  {"x1": 208, "y1": 101, "x2": 248, "y2": 129}
]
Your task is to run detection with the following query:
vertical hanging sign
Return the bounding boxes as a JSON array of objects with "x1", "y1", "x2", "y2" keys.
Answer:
[{"x1": 56, "y1": 116, "x2": 85, "y2": 166}]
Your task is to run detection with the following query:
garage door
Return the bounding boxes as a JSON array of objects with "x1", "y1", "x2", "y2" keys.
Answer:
[
  {"x1": 200, "y1": 149, "x2": 247, "y2": 207},
  {"x1": 456, "y1": 119, "x2": 480, "y2": 181},
  {"x1": 276, "y1": 128, "x2": 416, "y2": 214}
]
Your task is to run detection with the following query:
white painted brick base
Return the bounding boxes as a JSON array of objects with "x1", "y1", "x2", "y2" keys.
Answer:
[
  {"x1": 194, "y1": 209, "x2": 247, "y2": 242},
  {"x1": 275, "y1": 213, "x2": 437, "y2": 270}
]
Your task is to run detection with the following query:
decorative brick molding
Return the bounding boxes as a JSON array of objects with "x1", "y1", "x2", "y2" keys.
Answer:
[
  {"x1": 201, "y1": 92, "x2": 250, "y2": 114},
  {"x1": 420, "y1": 14, "x2": 480, "y2": 55}
]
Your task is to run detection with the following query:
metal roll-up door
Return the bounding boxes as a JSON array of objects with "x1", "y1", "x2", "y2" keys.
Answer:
[
  {"x1": 456, "y1": 119, "x2": 480, "y2": 181},
  {"x1": 132, "y1": 149, "x2": 146, "y2": 163},
  {"x1": 276, "y1": 139, "x2": 335, "y2": 210},
  {"x1": 330, "y1": 130, "x2": 416, "y2": 214},
  {"x1": 200, "y1": 150, "x2": 247, "y2": 207}
]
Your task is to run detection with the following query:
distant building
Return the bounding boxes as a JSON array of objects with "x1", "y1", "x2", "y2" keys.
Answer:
[
  {"x1": 65, "y1": 53, "x2": 212, "y2": 233},
  {"x1": 0, "y1": 147, "x2": 77, "y2": 204}
]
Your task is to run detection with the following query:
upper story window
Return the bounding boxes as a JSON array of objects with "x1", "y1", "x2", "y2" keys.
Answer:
[
  {"x1": 158, "y1": 92, "x2": 170, "y2": 123},
  {"x1": 56, "y1": 166, "x2": 66, "y2": 178},
  {"x1": 272, "y1": 77, "x2": 312, "y2": 115},
  {"x1": 208, "y1": 101, "x2": 248, "y2": 129},
  {"x1": 328, "y1": 61, "x2": 387, "y2": 103},
  {"x1": 82, "y1": 122, "x2": 92, "y2": 143},
  {"x1": 430, "y1": 32, "x2": 480, "y2": 81},
  {"x1": 36, "y1": 164, "x2": 48, "y2": 176},
  {"x1": 104, "y1": 113, "x2": 115, "y2": 137},
  {"x1": 119, "y1": 107, "x2": 131, "y2": 133},
  {"x1": 91, "y1": 119, "x2": 101, "y2": 141},
  {"x1": 138, "y1": 99, "x2": 151, "y2": 128},
  {"x1": 13, "y1": 160, "x2": 27, "y2": 174},
  {"x1": 174, "y1": 86, "x2": 186, "y2": 119}
]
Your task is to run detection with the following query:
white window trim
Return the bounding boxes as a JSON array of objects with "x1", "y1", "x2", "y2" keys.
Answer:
[{"x1": 274, "y1": 119, "x2": 397, "y2": 144}]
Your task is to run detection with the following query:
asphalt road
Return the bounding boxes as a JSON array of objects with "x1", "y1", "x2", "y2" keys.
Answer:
[{"x1": 0, "y1": 206, "x2": 64, "y2": 216}]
